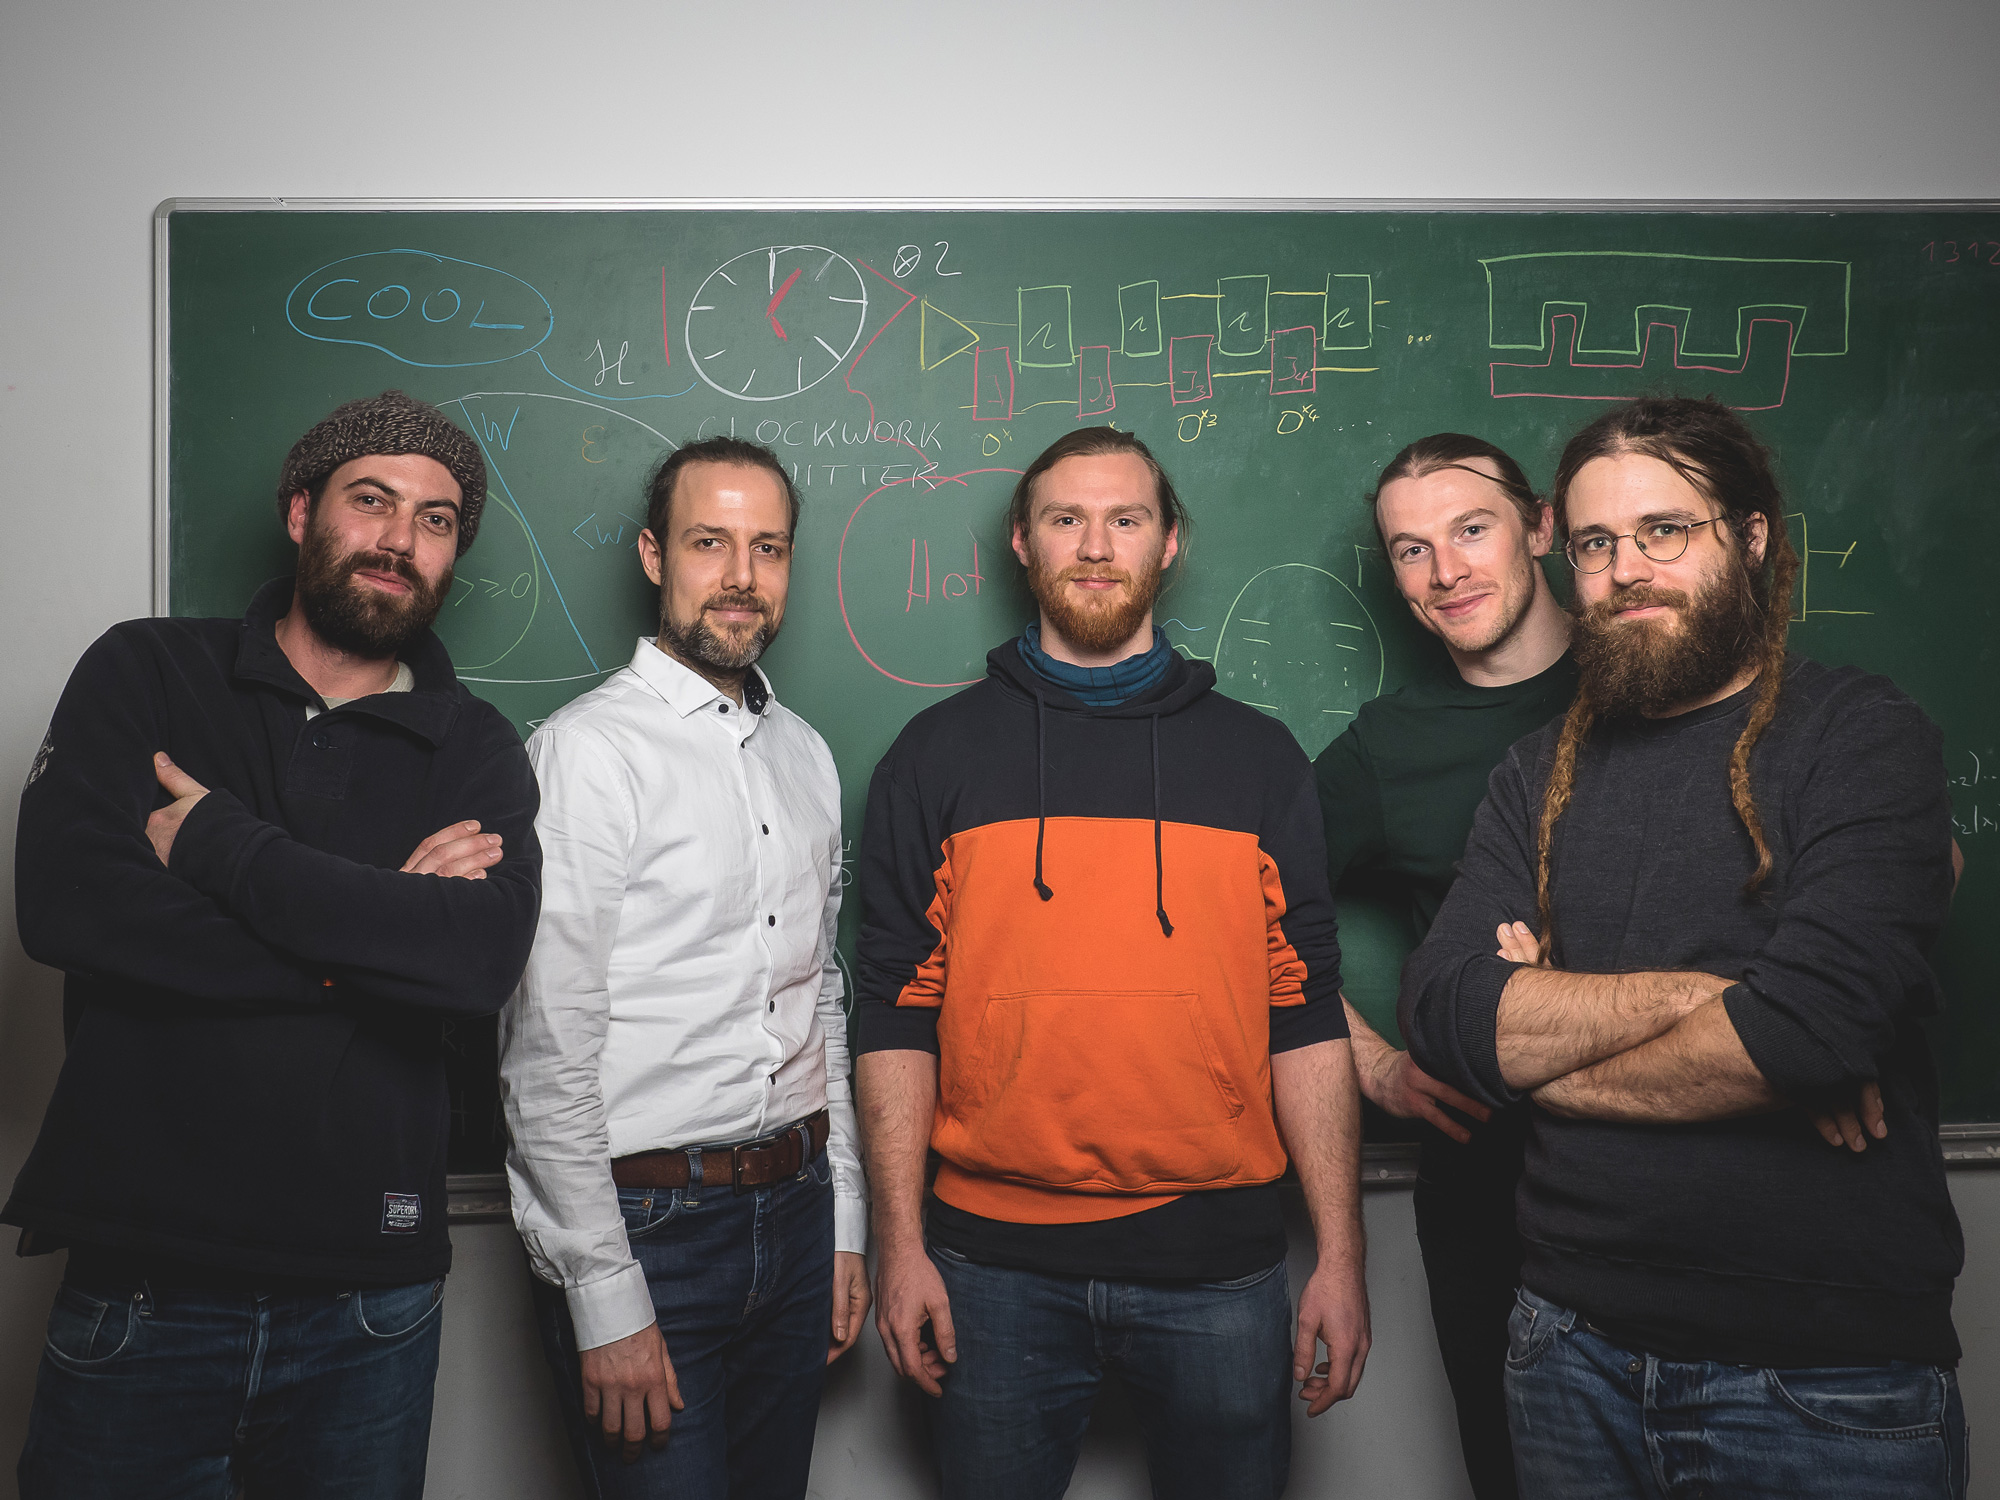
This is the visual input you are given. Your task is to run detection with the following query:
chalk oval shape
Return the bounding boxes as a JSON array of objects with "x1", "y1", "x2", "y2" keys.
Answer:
[{"x1": 286, "y1": 250, "x2": 552, "y2": 368}]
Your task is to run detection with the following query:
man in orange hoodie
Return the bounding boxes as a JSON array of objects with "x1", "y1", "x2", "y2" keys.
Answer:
[{"x1": 855, "y1": 427, "x2": 1368, "y2": 1500}]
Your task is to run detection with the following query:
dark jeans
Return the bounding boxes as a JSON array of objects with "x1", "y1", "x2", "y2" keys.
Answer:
[
  {"x1": 926, "y1": 1244, "x2": 1293, "y2": 1500},
  {"x1": 1506, "y1": 1287, "x2": 1970, "y2": 1499},
  {"x1": 1412, "y1": 1108, "x2": 1527, "y2": 1500},
  {"x1": 532, "y1": 1145, "x2": 836, "y2": 1499},
  {"x1": 18, "y1": 1263, "x2": 444, "y2": 1500}
]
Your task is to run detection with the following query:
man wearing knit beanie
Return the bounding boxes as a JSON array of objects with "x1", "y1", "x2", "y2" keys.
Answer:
[{"x1": 9, "y1": 393, "x2": 542, "y2": 1499}]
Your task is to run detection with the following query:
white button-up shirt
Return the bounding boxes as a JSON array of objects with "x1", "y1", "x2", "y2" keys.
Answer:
[{"x1": 499, "y1": 639, "x2": 865, "y2": 1350}]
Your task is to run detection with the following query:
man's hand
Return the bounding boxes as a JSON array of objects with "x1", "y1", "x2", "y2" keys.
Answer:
[
  {"x1": 873, "y1": 1240, "x2": 956, "y2": 1396},
  {"x1": 146, "y1": 753, "x2": 210, "y2": 866},
  {"x1": 1345, "y1": 1000, "x2": 1490, "y2": 1144},
  {"x1": 1355, "y1": 1039, "x2": 1491, "y2": 1145},
  {"x1": 1496, "y1": 920, "x2": 1548, "y2": 967},
  {"x1": 578, "y1": 1322, "x2": 682, "y2": 1464},
  {"x1": 828, "y1": 1250, "x2": 870, "y2": 1364},
  {"x1": 1294, "y1": 1261, "x2": 1371, "y2": 1416},
  {"x1": 401, "y1": 820, "x2": 505, "y2": 880},
  {"x1": 1811, "y1": 1081, "x2": 1888, "y2": 1153}
]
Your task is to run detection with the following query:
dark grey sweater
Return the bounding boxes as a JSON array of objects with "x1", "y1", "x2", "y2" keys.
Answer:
[{"x1": 1399, "y1": 656, "x2": 1962, "y2": 1365}]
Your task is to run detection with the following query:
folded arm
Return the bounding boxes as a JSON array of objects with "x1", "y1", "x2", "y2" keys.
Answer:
[
  {"x1": 168, "y1": 729, "x2": 541, "y2": 1015},
  {"x1": 16, "y1": 630, "x2": 317, "y2": 1005},
  {"x1": 1532, "y1": 995, "x2": 1781, "y2": 1122}
]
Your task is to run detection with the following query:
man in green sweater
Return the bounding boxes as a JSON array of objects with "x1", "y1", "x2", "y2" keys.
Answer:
[{"x1": 1314, "y1": 434, "x2": 1574, "y2": 1500}]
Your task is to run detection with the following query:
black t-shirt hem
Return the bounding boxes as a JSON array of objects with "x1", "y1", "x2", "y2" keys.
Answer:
[{"x1": 925, "y1": 1184, "x2": 1287, "y2": 1282}]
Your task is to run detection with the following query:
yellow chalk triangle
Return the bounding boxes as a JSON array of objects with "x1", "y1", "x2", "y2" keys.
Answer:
[{"x1": 920, "y1": 299, "x2": 981, "y2": 371}]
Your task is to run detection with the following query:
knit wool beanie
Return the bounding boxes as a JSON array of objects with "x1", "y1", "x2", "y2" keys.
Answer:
[{"x1": 276, "y1": 391, "x2": 488, "y2": 555}]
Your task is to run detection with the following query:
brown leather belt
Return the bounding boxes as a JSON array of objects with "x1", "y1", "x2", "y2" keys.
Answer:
[{"x1": 610, "y1": 1109, "x2": 829, "y2": 1191}]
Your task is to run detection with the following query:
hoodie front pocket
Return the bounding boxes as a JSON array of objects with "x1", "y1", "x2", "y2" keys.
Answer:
[{"x1": 941, "y1": 988, "x2": 1249, "y2": 1191}]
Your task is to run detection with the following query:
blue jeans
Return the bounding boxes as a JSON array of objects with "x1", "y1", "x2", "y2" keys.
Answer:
[
  {"x1": 1505, "y1": 1287, "x2": 1969, "y2": 1499},
  {"x1": 926, "y1": 1245, "x2": 1294, "y2": 1500},
  {"x1": 533, "y1": 1145, "x2": 836, "y2": 1499},
  {"x1": 18, "y1": 1264, "x2": 444, "y2": 1500}
]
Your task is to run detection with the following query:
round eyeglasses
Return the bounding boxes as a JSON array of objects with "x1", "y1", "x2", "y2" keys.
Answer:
[{"x1": 1565, "y1": 517, "x2": 1721, "y2": 574}]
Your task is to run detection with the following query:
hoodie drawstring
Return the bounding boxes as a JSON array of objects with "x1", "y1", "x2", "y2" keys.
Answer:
[
  {"x1": 1151, "y1": 713, "x2": 1173, "y2": 938},
  {"x1": 1028, "y1": 692, "x2": 1172, "y2": 937},
  {"x1": 1032, "y1": 693, "x2": 1053, "y2": 902}
]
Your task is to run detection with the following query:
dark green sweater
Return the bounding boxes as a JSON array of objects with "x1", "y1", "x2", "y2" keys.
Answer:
[{"x1": 1314, "y1": 653, "x2": 1578, "y2": 1041}]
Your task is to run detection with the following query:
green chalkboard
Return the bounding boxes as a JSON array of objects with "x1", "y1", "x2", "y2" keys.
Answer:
[{"x1": 162, "y1": 202, "x2": 2000, "y2": 1163}]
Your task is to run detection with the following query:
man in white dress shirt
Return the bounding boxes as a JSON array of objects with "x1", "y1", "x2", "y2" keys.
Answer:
[{"x1": 500, "y1": 436, "x2": 868, "y2": 1499}]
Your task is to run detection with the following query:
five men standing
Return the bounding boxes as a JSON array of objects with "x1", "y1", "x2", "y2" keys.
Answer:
[{"x1": 9, "y1": 390, "x2": 1971, "y2": 1499}]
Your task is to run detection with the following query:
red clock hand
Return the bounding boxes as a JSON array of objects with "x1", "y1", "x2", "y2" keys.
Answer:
[{"x1": 766, "y1": 268, "x2": 803, "y2": 341}]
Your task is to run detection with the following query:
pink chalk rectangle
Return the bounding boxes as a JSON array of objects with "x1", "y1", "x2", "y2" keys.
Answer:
[
  {"x1": 973, "y1": 346, "x2": 1015, "y2": 421},
  {"x1": 1270, "y1": 325, "x2": 1317, "y2": 395},
  {"x1": 1077, "y1": 345, "x2": 1115, "y2": 417},
  {"x1": 1168, "y1": 335, "x2": 1213, "y2": 406}
]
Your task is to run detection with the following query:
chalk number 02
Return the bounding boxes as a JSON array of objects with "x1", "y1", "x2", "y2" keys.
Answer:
[{"x1": 891, "y1": 242, "x2": 962, "y2": 279}]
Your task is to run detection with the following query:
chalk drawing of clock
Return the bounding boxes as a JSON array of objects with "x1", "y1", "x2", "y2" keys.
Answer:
[{"x1": 685, "y1": 246, "x2": 869, "y2": 401}]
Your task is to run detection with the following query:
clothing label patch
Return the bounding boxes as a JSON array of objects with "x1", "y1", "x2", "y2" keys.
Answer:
[{"x1": 381, "y1": 1193, "x2": 422, "y2": 1235}]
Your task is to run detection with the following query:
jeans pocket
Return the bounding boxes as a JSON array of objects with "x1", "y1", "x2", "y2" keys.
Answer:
[
  {"x1": 619, "y1": 1187, "x2": 687, "y2": 1241},
  {"x1": 1504, "y1": 1288, "x2": 1562, "y2": 1371},
  {"x1": 1196, "y1": 1259, "x2": 1288, "y2": 1292},
  {"x1": 1765, "y1": 1363, "x2": 1949, "y2": 1437},
  {"x1": 352, "y1": 1278, "x2": 446, "y2": 1340},
  {"x1": 44, "y1": 1283, "x2": 137, "y2": 1367}
]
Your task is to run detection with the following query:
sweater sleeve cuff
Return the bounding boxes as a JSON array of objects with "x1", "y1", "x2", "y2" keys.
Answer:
[
  {"x1": 1722, "y1": 981, "x2": 1850, "y2": 1104},
  {"x1": 854, "y1": 1002, "x2": 940, "y2": 1056},
  {"x1": 1270, "y1": 993, "x2": 1350, "y2": 1053},
  {"x1": 566, "y1": 1260, "x2": 658, "y2": 1352},
  {"x1": 835, "y1": 1191, "x2": 869, "y2": 1256},
  {"x1": 1456, "y1": 954, "x2": 1524, "y2": 1107},
  {"x1": 168, "y1": 787, "x2": 273, "y2": 901}
]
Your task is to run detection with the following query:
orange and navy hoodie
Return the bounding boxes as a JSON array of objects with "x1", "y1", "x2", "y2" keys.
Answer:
[{"x1": 855, "y1": 637, "x2": 1346, "y2": 1279}]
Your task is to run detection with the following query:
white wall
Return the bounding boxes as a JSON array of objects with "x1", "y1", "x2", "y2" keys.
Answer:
[{"x1": 4, "y1": 3, "x2": 1999, "y2": 1497}]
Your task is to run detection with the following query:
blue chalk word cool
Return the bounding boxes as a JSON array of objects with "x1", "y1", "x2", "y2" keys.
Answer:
[{"x1": 286, "y1": 250, "x2": 553, "y2": 368}]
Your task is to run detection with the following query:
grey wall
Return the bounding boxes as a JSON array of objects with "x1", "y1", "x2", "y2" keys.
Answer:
[{"x1": 4, "y1": 3, "x2": 1998, "y2": 1496}]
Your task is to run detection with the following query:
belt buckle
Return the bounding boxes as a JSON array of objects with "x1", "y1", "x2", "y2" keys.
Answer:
[{"x1": 730, "y1": 1144, "x2": 750, "y2": 1193}]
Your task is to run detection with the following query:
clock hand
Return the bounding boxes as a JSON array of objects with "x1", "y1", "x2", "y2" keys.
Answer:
[{"x1": 766, "y1": 268, "x2": 803, "y2": 341}]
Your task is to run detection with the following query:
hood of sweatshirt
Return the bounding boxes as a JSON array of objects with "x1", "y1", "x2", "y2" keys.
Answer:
[{"x1": 983, "y1": 637, "x2": 1218, "y2": 936}]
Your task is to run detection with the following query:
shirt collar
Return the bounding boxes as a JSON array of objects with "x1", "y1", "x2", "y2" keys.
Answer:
[
  {"x1": 626, "y1": 638, "x2": 776, "y2": 724},
  {"x1": 234, "y1": 577, "x2": 460, "y2": 745}
]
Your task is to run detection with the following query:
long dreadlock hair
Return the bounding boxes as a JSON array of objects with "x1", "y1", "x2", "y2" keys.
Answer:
[{"x1": 1534, "y1": 397, "x2": 1802, "y2": 945}]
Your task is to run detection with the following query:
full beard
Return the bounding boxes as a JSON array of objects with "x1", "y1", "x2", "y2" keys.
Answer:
[
  {"x1": 293, "y1": 525, "x2": 450, "y2": 659},
  {"x1": 1024, "y1": 548, "x2": 1164, "y2": 656},
  {"x1": 1572, "y1": 558, "x2": 1765, "y2": 718},
  {"x1": 658, "y1": 589, "x2": 778, "y2": 672}
]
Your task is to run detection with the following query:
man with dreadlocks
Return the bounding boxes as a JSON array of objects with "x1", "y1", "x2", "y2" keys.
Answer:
[{"x1": 1399, "y1": 396, "x2": 1966, "y2": 1497}]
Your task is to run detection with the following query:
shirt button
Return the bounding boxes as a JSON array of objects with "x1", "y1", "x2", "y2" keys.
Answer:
[
  {"x1": 761, "y1": 824, "x2": 769, "y2": 835},
  {"x1": 718, "y1": 703, "x2": 729, "y2": 714},
  {"x1": 769, "y1": 1001, "x2": 775, "y2": 1012},
  {"x1": 767, "y1": 915, "x2": 776, "y2": 926}
]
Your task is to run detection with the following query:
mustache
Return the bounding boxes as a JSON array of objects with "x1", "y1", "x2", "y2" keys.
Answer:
[
  {"x1": 1055, "y1": 564, "x2": 1135, "y2": 588},
  {"x1": 1580, "y1": 584, "x2": 1691, "y2": 622},
  {"x1": 702, "y1": 591, "x2": 768, "y2": 617},
  {"x1": 340, "y1": 549, "x2": 422, "y2": 587}
]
